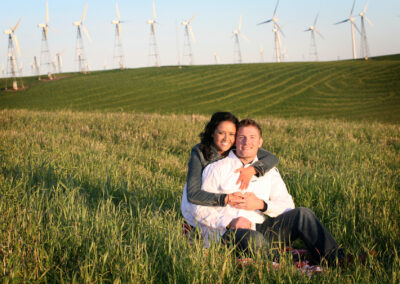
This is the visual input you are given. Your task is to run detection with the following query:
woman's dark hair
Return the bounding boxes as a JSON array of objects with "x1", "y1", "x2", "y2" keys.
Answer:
[{"x1": 199, "y1": 112, "x2": 239, "y2": 160}]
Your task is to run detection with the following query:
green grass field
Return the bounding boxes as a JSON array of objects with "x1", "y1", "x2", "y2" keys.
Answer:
[
  {"x1": 1, "y1": 57, "x2": 399, "y2": 282},
  {"x1": 1, "y1": 56, "x2": 400, "y2": 123},
  {"x1": 0, "y1": 109, "x2": 399, "y2": 282}
]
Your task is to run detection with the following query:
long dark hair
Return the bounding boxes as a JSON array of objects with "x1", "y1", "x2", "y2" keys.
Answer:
[{"x1": 199, "y1": 112, "x2": 239, "y2": 160}]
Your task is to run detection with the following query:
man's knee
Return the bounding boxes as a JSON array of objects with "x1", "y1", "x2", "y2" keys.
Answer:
[{"x1": 222, "y1": 229, "x2": 266, "y2": 253}]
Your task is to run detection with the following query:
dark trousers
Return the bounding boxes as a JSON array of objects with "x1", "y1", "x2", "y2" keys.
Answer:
[{"x1": 222, "y1": 207, "x2": 344, "y2": 264}]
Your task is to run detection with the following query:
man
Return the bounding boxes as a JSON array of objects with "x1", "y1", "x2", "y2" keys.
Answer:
[{"x1": 188, "y1": 118, "x2": 345, "y2": 265}]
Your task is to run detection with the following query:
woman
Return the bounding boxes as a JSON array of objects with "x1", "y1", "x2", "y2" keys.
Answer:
[{"x1": 181, "y1": 112, "x2": 278, "y2": 224}]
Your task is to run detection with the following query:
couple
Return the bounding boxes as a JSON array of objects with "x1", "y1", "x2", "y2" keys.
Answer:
[{"x1": 181, "y1": 112, "x2": 345, "y2": 265}]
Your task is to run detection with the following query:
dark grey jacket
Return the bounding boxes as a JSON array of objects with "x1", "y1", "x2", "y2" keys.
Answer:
[{"x1": 186, "y1": 143, "x2": 278, "y2": 206}]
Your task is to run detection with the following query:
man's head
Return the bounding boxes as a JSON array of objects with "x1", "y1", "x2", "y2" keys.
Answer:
[{"x1": 235, "y1": 119, "x2": 263, "y2": 164}]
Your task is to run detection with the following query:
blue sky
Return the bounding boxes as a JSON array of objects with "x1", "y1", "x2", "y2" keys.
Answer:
[{"x1": 1, "y1": 0, "x2": 400, "y2": 76}]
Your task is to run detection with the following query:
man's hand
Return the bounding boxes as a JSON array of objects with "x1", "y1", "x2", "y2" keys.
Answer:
[
  {"x1": 230, "y1": 192, "x2": 265, "y2": 211},
  {"x1": 235, "y1": 166, "x2": 257, "y2": 190},
  {"x1": 228, "y1": 217, "x2": 252, "y2": 230}
]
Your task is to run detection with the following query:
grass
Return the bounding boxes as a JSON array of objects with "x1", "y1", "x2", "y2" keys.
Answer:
[
  {"x1": 1, "y1": 109, "x2": 399, "y2": 282},
  {"x1": 1, "y1": 55, "x2": 400, "y2": 124}
]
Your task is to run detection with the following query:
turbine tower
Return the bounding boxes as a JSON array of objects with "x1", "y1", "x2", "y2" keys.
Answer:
[
  {"x1": 112, "y1": 3, "x2": 125, "y2": 69},
  {"x1": 73, "y1": 3, "x2": 92, "y2": 73},
  {"x1": 335, "y1": 0, "x2": 360, "y2": 59},
  {"x1": 232, "y1": 15, "x2": 249, "y2": 64},
  {"x1": 304, "y1": 13, "x2": 324, "y2": 61},
  {"x1": 182, "y1": 14, "x2": 196, "y2": 66},
  {"x1": 214, "y1": 52, "x2": 220, "y2": 64},
  {"x1": 258, "y1": 0, "x2": 284, "y2": 63},
  {"x1": 259, "y1": 44, "x2": 264, "y2": 62},
  {"x1": 55, "y1": 50, "x2": 64, "y2": 74},
  {"x1": 38, "y1": 1, "x2": 55, "y2": 80},
  {"x1": 3, "y1": 17, "x2": 24, "y2": 90},
  {"x1": 147, "y1": 1, "x2": 160, "y2": 67},
  {"x1": 359, "y1": 0, "x2": 373, "y2": 60}
]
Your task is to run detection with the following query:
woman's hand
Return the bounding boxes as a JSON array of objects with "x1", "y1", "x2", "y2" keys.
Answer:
[
  {"x1": 229, "y1": 192, "x2": 264, "y2": 211},
  {"x1": 235, "y1": 166, "x2": 257, "y2": 190}
]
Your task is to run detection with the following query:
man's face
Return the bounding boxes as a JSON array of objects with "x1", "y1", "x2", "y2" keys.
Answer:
[{"x1": 235, "y1": 125, "x2": 263, "y2": 163}]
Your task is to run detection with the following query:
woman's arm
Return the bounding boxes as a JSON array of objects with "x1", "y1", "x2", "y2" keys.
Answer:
[
  {"x1": 186, "y1": 146, "x2": 227, "y2": 206},
  {"x1": 235, "y1": 148, "x2": 278, "y2": 190},
  {"x1": 253, "y1": 148, "x2": 278, "y2": 176}
]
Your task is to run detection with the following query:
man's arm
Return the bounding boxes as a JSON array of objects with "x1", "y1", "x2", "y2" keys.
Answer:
[{"x1": 265, "y1": 168, "x2": 295, "y2": 217}]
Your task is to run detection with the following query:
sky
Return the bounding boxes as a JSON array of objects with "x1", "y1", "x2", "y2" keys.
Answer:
[{"x1": 1, "y1": 0, "x2": 400, "y2": 76}]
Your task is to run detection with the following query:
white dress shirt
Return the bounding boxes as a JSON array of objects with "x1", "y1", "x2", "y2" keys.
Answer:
[{"x1": 186, "y1": 150, "x2": 295, "y2": 243}]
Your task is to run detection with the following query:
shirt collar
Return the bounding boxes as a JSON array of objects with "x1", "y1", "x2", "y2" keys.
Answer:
[{"x1": 228, "y1": 150, "x2": 258, "y2": 167}]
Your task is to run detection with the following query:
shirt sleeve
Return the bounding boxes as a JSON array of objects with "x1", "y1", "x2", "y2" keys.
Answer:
[
  {"x1": 252, "y1": 148, "x2": 279, "y2": 177},
  {"x1": 186, "y1": 146, "x2": 227, "y2": 206},
  {"x1": 265, "y1": 168, "x2": 295, "y2": 217}
]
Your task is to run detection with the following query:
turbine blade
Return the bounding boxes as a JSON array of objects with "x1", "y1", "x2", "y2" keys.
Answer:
[
  {"x1": 334, "y1": 19, "x2": 349, "y2": 25},
  {"x1": 13, "y1": 17, "x2": 22, "y2": 32},
  {"x1": 116, "y1": 3, "x2": 121, "y2": 20},
  {"x1": 82, "y1": 25, "x2": 92, "y2": 42},
  {"x1": 82, "y1": 3, "x2": 88, "y2": 23},
  {"x1": 117, "y1": 23, "x2": 121, "y2": 40},
  {"x1": 365, "y1": 16, "x2": 374, "y2": 27},
  {"x1": 350, "y1": 0, "x2": 356, "y2": 16},
  {"x1": 46, "y1": 1, "x2": 49, "y2": 23},
  {"x1": 273, "y1": 0, "x2": 279, "y2": 17},
  {"x1": 354, "y1": 23, "x2": 361, "y2": 34},
  {"x1": 363, "y1": 0, "x2": 370, "y2": 14},
  {"x1": 258, "y1": 19, "x2": 272, "y2": 25},
  {"x1": 238, "y1": 15, "x2": 242, "y2": 31},
  {"x1": 189, "y1": 26, "x2": 195, "y2": 42},
  {"x1": 240, "y1": 33, "x2": 250, "y2": 42},
  {"x1": 304, "y1": 28, "x2": 311, "y2": 32},
  {"x1": 153, "y1": 1, "x2": 156, "y2": 20},
  {"x1": 316, "y1": 29, "x2": 324, "y2": 39},
  {"x1": 189, "y1": 13, "x2": 197, "y2": 23},
  {"x1": 313, "y1": 13, "x2": 319, "y2": 27},
  {"x1": 49, "y1": 25, "x2": 58, "y2": 33},
  {"x1": 276, "y1": 23, "x2": 285, "y2": 37},
  {"x1": 14, "y1": 35, "x2": 21, "y2": 56}
]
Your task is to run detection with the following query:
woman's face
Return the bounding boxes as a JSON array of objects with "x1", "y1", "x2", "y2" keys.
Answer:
[{"x1": 212, "y1": 121, "x2": 236, "y2": 154}]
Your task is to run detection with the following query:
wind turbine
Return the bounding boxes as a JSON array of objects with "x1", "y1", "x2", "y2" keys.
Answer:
[
  {"x1": 335, "y1": 0, "x2": 360, "y2": 59},
  {"x1": 259, "y1": 44, "x2": 264, "y2": 62},
  {"x1": 232, "y1": 15, "x2": 249, "y2": 64},
  {"x1": 182, "y1": 13, "x2": 196, "y2": 65},
  {"x1": 55, "y1": 50, "x2": 64, "y2": 74},
  {"x1": 305, "y1": 13, "x2": 324, "y2": 61},
  {"x1": 3, "y1": 17, "x2": 24, "y2": 90},
  {"x1": 214, "y1": 52, "x2": 220, "y2": 64},
  {"x1": 73, "y1": 3, "x2": 92, "y2": 73},
  {"x1": 359, "y1": 0, "x2": 373, "y2": 60},
  {"x1": 258, "y1": 0, "x2": 284, "y2": 63},
  {"x1": 147, "y1": 1, "x2": 160, "y2": 67},
  {"x1": 38, "y1": 1, "x2": 55, "y2": 80},
  {"x1": 112, "y1": 3, "x2": 125, "y2": 69},
  {"x1": 1, "y1": 64, "x2": 4, "y2": 76}
]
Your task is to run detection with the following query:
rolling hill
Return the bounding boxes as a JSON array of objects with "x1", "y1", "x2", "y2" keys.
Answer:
[{"x1": 1, "y1": 55, "x2": 399, "y2": 123}]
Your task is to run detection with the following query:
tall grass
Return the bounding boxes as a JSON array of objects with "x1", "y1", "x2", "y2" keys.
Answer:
[{"x1": 0, "y1": 109, "x2": 399, "y2": 282}]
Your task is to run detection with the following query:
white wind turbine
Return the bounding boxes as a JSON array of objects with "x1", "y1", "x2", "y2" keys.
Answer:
[
  {"x1": 335, "y1": 0, "x2": 360, "y2": 59},
  {"x1": 305, "y1": 13, "x2": 324, "y2": 61},
  {"x1": 73, "y1": 3, "x2": 92, "y2": 73},
  {"x1": 3, "y1": 17, "x2": 24, "y2": 90},
  {"x1": 359, "y1": 0, "x2": 373, "y2": 60},
  {"x1": 38, "y1": 1, "x2": 56, "y2": 80},
  {"x1": 182, "y1": 13, "x2": 196, "y2": 65},
  {"x1": 1, "y1": 64, "x2": 5, "y2": 76},
  {"x1": 232, "y1": 15, "x2": 249, "y2": 64},
  {"x1": 55, "y1": 50, "x2": 64, "y2": 74},
  {"x1": 147, "y1": 1, "x2": 160, "y2": 67},
  {"x1": 112, "y1": 3, "x2": 125, "y2": 69},
  {"x1": 259, "y1": 44, "x2": 264, "y2": 62},
  {"x1": 214, "y1": 52, "x2": 220, "y2": 64},
  {"x1": 258, "y1": 0, "x2": 284, "y2": 63}
]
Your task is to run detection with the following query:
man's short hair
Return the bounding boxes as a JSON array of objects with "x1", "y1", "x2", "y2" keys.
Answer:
[{"x1": 238, "y1": 118, "x2": 262, "y2": 137}]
